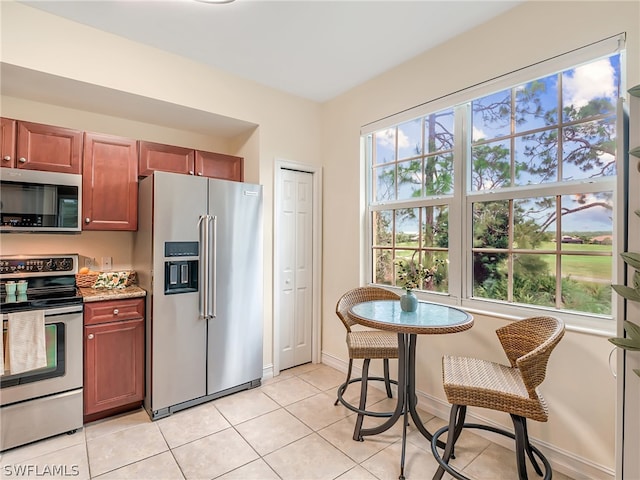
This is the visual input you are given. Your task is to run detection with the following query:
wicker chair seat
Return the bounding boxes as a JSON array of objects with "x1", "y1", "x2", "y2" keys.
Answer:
[
  {"x1": 443, "y1": 355, "x2": 548, "y2": 423},
  {"x1": 347, "y1": 331, "x2": 399, "y2": 359}
]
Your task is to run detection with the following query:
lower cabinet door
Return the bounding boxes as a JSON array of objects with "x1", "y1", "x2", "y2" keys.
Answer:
[{"x1": 84, "y1": 318, "x2": 144, "y2": 416}]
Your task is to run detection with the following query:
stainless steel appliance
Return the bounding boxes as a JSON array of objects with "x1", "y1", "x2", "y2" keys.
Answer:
[
  {"x1": 0, "y1": 254, "x2": 83, "y2": 451},
  {"x1": 134, "y1": 171, "x2": 263, "y2": 420},
  {"x1": 0, "y1": 170, "x2": 82, "y2": 233}
]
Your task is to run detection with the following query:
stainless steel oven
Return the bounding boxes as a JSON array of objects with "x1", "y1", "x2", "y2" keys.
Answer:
[{"x1": 0, "y1": 255, "x2": 83, "y2": 451}]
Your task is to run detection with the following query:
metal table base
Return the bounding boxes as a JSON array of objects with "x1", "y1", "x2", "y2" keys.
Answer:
[{"x1": 354, "y1": 332, "x2": 446, "y2": 480}]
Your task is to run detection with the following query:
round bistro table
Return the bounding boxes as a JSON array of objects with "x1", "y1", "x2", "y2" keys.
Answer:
[{"x1": 348, "y1": 299, "x2": 473, "y2": 480}]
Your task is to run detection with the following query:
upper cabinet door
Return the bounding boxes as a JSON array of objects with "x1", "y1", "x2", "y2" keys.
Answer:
[
  {"x1": 195, "y1": 150, "x2": 243, "y2": 181},
  {"x1": 1, "y1": 118, "x2": 17, "y2": 168},
  {"x1": 138, "y1": 141, "x2": 195, "y2": 177},
  {"x1": 83, "y1": 132, "x2": 138, "y2": 231},
  {"x1": 17, "y1": 121, "x2": 83, "y2": 174}
]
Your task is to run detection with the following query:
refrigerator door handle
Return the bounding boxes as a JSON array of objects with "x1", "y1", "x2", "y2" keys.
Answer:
[
  {"x1": 198, "y1": 214, "x2": 209, "y2": 319},
  {"x1": 210, "y1": 215, "x2": 218, "y2": 318}
]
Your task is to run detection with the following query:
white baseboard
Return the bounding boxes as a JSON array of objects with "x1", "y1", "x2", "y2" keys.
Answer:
[
  {"x1": 262, "y1": 364, "x2": 274, "y2": 382},
  {"x1": 321, "y1": 352, "x2": 614, "y2": 480}
]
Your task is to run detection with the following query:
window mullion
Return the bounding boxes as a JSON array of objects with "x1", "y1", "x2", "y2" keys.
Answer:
[{"x1": 450, "y1": 104, "x2": 468, "y2": 303}]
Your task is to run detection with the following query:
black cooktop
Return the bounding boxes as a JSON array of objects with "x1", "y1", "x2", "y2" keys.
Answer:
[
  {"x1": 0, "y1": 277, "x2": 83, "y2": 314},
  {"x1": 1, "y1": 291, "x2": 83, "y2": 314}
]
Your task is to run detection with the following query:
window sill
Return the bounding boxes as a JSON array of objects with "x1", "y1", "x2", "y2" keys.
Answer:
[{"x1": 379, "y1": 285, "x2": 616, "y2": 337}]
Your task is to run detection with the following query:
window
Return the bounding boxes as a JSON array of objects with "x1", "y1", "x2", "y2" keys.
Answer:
[
  {"x1": 364, "y1": 46, "x2": 623, "y2": 321},
  {"x1": 370, "y1": 109, "x2": 454, "y2": 294}
]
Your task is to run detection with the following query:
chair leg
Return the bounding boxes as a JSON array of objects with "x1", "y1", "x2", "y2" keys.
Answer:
[
  {"x1": 352, "y1": 358, "x2": 371, "y2": 441},
  {"x1": 511, "y1": 414, "x2": 531, "y2": 480},
  {"x1": 335, "y1": 358, "x2": 354, "y2": 406},
  {"x1": 511, "y1": 414, "x2": 542, "y2": 480},
  {"x1": 433, "y1": 404, "x2": 466, "y2": 480},
  {"x1": 383, "y1": 358, "x2": 393, "y2": 399},
  {"x1": 523, "y1": 418, "x2": 543, "y2": 476},
  {"x1": 432, "y1": 415, "x2": 551, "y2": 480}
]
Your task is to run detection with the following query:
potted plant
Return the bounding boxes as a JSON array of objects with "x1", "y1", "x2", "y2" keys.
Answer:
[
  {"x1": 610, "y1": 249, "x2": 640, "y2": 377},
  {"x1": 610, "y1": 85, "x2": 640, "y2": 376},
  {"x1": 394, "y1": 257, "x2": 440, "y2": 312}
]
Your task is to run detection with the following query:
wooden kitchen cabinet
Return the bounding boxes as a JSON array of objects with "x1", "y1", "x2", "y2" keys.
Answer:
[
  {"x1": 1, "y1": 119, "x2": 82, "y2": 173},
  {"x1": 83, "y1": 298, "x2": 145, "y2": 422},
  {"x1": 138, "y1": 140, "x2": 195, "y2": 176},
  {"x1": 1, "y1": 118, "x2": 17, "y2": 168},
  {"x1": 18, "y1": 121, "x2": 82, "y2": 173},
  {"x1": 195, "y1": 150, "x2": 243, "y2": 181},
  {"x1": 83, "y1": 132, "x2": 138, "y2": 231},
  {"x1": 139, "y1": 140, "x2": 243, "y2": 181}
]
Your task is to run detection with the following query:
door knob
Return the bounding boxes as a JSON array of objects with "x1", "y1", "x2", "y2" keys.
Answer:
[
  {"x1": 88, "y1": 334, "x2": 94, "y2": 340},
  {"x1": 18, "y1": 157, "x2": 27, "y2": 163},
  {"x1": 2, "y1": 156, "x2": 10, "y2": 162},
  {"x1": 85, "y1": 218, "x2": 91, "y2": 224}
]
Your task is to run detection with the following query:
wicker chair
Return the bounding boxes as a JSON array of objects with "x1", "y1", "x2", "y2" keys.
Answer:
[
  {"x1": 334, "y1": 286, "x2": 400, "y2": 440},
  {"x1": 432, "y1": 316, "x2": 565, "y2": 480}
]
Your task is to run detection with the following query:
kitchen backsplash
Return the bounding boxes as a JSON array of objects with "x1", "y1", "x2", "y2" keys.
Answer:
[{"x1": 1, "y1": 231, "x2": 134, "y2": 271}]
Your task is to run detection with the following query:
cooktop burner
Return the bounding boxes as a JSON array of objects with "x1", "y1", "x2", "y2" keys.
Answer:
[{"x1": 0, "y1": 254, "x2": 83, "y2": 313}]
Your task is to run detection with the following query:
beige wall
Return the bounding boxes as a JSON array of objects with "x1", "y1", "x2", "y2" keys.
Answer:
[
  {"x1": 0, "y1": 0, "x2": 322, "y2": 371},
  {"x1": 320, "y1": 1, "x2": 639, "y2": 478}
]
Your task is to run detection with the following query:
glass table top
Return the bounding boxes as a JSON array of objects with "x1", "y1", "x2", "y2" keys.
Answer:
[{"x1": 349, "y1": 300, "x2": 473, "y2": 334}]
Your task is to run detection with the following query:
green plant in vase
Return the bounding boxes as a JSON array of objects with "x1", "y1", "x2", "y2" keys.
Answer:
[{"x1": 394, "y1": 257, "x2": 441, "y2": 312}]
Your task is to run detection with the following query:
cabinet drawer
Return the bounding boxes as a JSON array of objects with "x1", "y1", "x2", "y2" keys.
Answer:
[{"x1": 84, "y1": 298, "x2": 144, "y2": 326}]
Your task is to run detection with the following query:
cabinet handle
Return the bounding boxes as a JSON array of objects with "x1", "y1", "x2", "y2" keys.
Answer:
[
  {"x1": 18, "y1": 157, "x2": 27, "y2": 163},
  {"x1": 2, "y1": 156, "x2": 10, "y2": 162},
  {"x1": 197, "y1": 172, "x2": 203, "y2": 176},
  {"x1": 85, "y1": 217, "x2": 91, "y2": 224},
  {"x1": 88, "y1": 334, "x2": 94, "y2": 340},
  {"x1": 113, "y1": 309, "x2": 119, "y2": 315},
  {"x1": 189, "y1": 170, "x2": 194, "y2": 175}
]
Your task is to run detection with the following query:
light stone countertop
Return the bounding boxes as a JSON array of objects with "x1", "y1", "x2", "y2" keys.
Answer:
[{"x1": 79, "y1": 285, "x2": 147, "y2": 303}]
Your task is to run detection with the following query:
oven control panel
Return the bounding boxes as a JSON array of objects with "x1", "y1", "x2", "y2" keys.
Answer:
[{"x1": 0, "y1": 255, "x2": 77, "y2": 276}]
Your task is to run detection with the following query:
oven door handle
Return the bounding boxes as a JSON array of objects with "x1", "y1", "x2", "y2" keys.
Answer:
[{"x1": 2, "y1": 304, "x2": 83, "y2": 321}]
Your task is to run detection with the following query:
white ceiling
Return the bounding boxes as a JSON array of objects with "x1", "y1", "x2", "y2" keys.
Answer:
[{"x1": 17, "y1": 0, "x2": 523, "y2": 103}]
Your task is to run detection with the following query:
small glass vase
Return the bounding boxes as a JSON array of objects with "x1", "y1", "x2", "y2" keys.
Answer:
[{"x1": 400, "y1": 290, "x2": 418, "y2": 312}]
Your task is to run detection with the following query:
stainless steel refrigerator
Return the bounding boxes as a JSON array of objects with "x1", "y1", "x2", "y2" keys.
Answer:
[{"x1": 134, "y1": 171, "x2": 263, "y2": 420}]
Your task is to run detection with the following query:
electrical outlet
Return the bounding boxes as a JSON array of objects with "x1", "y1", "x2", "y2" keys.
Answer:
[
  {"x1": 84, "y1": 257, "x2": 93, "y2": 268},
  {"x1": 101, "y1": 256, "x2": 112, "y2": 271}
]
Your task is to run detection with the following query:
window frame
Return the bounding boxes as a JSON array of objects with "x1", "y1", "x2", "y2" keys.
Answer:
[{"x1": 362, "y1": 34, "x2": 626, "y2": 334}]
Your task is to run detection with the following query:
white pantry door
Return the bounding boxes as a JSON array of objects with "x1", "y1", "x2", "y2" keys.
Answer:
[{"x1": 278, "y1": 168, "x2": 313, "y2": 370}]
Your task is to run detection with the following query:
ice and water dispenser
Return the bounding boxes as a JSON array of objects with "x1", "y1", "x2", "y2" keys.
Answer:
[{"x1": 164, "y1": 241, "x2": 198, "y2": 295}]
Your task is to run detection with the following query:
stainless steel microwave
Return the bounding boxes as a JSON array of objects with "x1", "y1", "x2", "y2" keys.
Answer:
[{"x1": 0, "y1": 170, "x2": 82, "y2": 233}]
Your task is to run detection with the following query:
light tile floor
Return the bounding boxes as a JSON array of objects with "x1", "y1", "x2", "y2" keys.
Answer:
[{"x1": 0, "y1": 363, "x2": 575, "y2": 480}]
